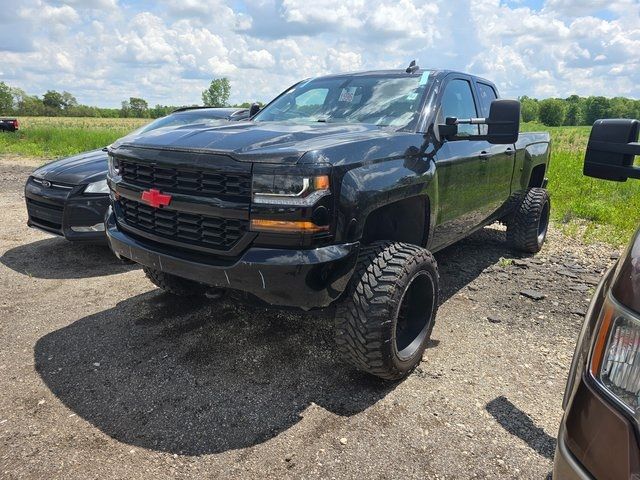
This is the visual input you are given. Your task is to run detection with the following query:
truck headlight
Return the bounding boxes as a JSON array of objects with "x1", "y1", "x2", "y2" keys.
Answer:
[
  {"x1": 252, "y1": 174, "x2": 330, "y2": 206},
  {"x1": 108, "y1": 155, "x2": 120, "y2": 178},
  {"x1": 84, "y1": 179, "x2": 110, "y2": 194},
  {"x1": 591, "y1": 295, "x2": 640, "y2": 418}
]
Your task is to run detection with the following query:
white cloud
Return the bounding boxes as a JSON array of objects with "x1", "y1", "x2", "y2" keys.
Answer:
[{"x1": 0, "y1": 0, "x2": 638, "y2": 107}]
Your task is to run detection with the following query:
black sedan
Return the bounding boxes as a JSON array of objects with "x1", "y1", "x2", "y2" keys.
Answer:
[{"x1": 25, "y1": 107, "x2": 248, "y2": 243}]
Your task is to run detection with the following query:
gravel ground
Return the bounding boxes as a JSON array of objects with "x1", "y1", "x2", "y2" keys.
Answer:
[{"x1": 0, "y1": 158, "x2": 620, "y2": 479}]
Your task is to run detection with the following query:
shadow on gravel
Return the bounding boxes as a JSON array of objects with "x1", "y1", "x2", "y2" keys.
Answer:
[
  {"x1": 486, "y1": 396, "x2": 556, "y2": 459},
  {"x1": 34, "y1": 291, "x2": 394, "y2": 455},
  {"x1": 33, "y1": 225, "x2": 515, "y2": 455},
  {"x1": 436, "y1": 226, "x2": 517, "y2": 303},
  {"x1": 1, "y1": 237, "x2": 137, "y2": 279}
]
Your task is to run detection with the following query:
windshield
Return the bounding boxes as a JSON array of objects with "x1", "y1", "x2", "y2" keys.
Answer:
[
  {"x1": 253, "y1": 74, "x2": 430, "y2": 128},
  {"x1": 135, "y1": 111, "x2": 231, "y2": 135}
]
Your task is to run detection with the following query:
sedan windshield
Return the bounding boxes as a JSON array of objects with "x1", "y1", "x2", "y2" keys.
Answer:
[{"x1": 253, "y1": 74, "x2": 430, "y2": 128}]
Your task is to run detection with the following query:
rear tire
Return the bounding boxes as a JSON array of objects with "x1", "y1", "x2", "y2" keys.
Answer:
[
  {"x1": 507, "y1": 188, "x2": 550, "y2": 254},
  {"x1": 143, "y1": 267, "x2": 208, "y2": 297},
  {"x1": 335, "y1": 241, "x2": 439, "y2": 381}
]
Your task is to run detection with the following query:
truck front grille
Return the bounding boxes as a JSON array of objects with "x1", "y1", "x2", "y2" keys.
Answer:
[
  {"x1": 118, "y1": 197, "x2": 247, "y2": 251},
  {"x1": 119, "y1": 160, "x2": 251, "y2": 201}
]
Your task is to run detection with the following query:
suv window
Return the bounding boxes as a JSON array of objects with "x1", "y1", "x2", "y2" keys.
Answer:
[
  {"x1": 441, "y1": 79, "x2": 478, "y2": 136},
  {"x1": 477, "y1": 83, "x2": 497, "y2": 117}
]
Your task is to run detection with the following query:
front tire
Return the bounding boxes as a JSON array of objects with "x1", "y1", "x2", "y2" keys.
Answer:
[
  {"x1": 143, "y1": 267, "x2": 208, "y2": 297},
  {"x1": 507, "y1": 188, "x2": 551, "y2": 253},
  {"x1": 335, "y1": 241, "x2": 440, "y2": 381}
]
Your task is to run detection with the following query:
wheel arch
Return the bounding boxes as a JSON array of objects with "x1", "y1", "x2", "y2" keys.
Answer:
[{"x1": 359, "y1": 195, "x2": 431, "y2": 247}]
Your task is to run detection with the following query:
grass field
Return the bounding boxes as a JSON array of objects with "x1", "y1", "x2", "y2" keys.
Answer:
[
  {"x1": 0, "y1": 117, "x2": 150, "y2": 158},
  {"x1": 522, "y1": 122, "x2": 639, "y2": 246},
  {"x1": 0, "y1": 117, "x2": 638, "y2": 246}
]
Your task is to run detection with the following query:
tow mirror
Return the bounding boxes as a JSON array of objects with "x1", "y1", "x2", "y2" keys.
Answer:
[
  {"x1": 584, "y1": 119, "x2": 640, "y2": 182},
  {"x1": 485, "y1": 99, "x2": 520, "y2": 144},
  {"x1": 249, "y1": 102, "x2": 261, "y2": 117},
  {"x1": 438, "y1": 99, "x2": 521, "y2": 144}
]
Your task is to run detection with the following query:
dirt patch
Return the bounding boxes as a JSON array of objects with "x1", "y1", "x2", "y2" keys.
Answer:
[
  {"x1": 0, "y1": 159, "x2": 619, "y2": 479},
  {"x1": 0, "y1": 154, "x2": 46, "y2": 169}
]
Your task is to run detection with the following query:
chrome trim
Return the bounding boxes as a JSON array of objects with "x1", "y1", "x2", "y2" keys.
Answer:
[
  {"x1": 553, "y1": 423, "x2": 593, "y2": 480},
  {"x1": 31, "y1": 177, "x2": 74, "y2": 190},
  {"x1": 562, "y1": 267, "x2": 612, "y2": 409}
]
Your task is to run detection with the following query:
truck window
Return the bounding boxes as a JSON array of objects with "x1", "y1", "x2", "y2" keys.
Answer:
[
  {"x1": 476, "y1": 83, "x2": 498, "y2": 117},
  {"x1": 441, "y1": 79, "x2": 479, "y2": 136},
  {"x1": 295, "y1": 88, "x2": 329, "y2": 115},
  {"x1": 254, "y1": 74, "x2": 429, "y2": 129}
]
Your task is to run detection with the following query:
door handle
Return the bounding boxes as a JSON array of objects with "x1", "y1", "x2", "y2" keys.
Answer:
[
  {"x1": 479, "y1": 151, "x2": 490, "y2": 161},
  {"x1": 505, "y1": 147, "x2": 515, "y2": 156}
]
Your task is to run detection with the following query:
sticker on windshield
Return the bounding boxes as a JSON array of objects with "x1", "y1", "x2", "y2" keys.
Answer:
[
  {"x1": 338, "y1": 87, "x2": 358, "y2": 103},
  {"x1": 406, "y1": 92, "x2": 418, "y2": 101},
  {"x1": 419, "y1": 71, "x2": 430, "y2": 86}
]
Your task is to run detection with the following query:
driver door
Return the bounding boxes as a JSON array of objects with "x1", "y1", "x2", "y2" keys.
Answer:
[{"x1": 431, "y1": 76, "x2": 491, "y2": 250}]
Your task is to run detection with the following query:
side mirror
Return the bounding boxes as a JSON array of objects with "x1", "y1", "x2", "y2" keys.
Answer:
[
  {"x1": 249, "y1": 102, "x2": 261, "y2": 117},
  {"x1": 486, "y1": 99, "x2": 520, "y2": 144},
  {"x1": 437, "y1": 99, "x2": 521, "y2": 144},
  {"x1": 584, "y1": 119, "x2": 640, "y2": 182}
]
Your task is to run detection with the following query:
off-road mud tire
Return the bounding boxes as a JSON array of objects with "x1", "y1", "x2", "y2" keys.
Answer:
[
  {"x1": 507, "y1": 188, "x2": 551, "y2": 254},
  {"x1": 335, "y1": 241, "x2": 439, "y2": 381}
]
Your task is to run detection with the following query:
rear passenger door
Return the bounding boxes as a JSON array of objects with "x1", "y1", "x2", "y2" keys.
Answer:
[
  {"x1": 474, "y1": 81, "x2": 516, "y2": 220},
  {"x1": 431, "y1": 76, "x2": 492, "y2": 249}
]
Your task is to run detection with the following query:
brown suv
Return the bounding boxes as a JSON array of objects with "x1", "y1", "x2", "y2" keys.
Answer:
[{"x1": 554, "y1": 119, "x2": 640, "y2": 479}]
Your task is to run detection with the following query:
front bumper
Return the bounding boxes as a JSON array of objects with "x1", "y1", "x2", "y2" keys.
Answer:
[
  {"x1": 105, "y1": 208, "x2": 359, "y2": 310},
  {"x1": 553, "y1": 423, "x2": 592, "y2": 480},
  {"x1": 25, "y1": 178, "x2": 109, "y2": 243}
]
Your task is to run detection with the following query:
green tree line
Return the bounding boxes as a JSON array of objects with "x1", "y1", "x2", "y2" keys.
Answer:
[
  {"x1": 6, "y1": 77, "x2": 636, "y2": 126},
  {"x1": 520, "y1": 95, "x2": 640, "y2": 126},
  {"x1": 0, "y1": 78, "x2": 254, "y2": 119}
]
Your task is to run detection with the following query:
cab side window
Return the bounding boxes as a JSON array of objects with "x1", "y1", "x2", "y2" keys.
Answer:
[
  {"x1": 477, "y1": 83, "x2": 498, "y2": 117},
  {"x1": 440, "y1": 79, "x2": 479, "y2": 136}
]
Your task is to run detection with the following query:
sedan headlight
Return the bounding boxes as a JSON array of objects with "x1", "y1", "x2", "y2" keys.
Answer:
[
  {"x1": 108, "y1": 155, "x2": 120, "y2": 178},
  {"x1": 252, "y1": 174, "x2": 330, "y2": 206},
  {"x1": 591, "y1": 295, "x2": 640, "y2": 418},
  {"x1": 84, "y1": 179, "x2": 110, "y2": 194}
]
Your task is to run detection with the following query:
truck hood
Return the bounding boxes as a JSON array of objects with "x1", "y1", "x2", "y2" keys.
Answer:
[
  {"x1": 113, "y1": 121, "x2": 397, "y2": 164},
  {"x1": 32, "y1": 149, "x2": 108, "y2": 185}
]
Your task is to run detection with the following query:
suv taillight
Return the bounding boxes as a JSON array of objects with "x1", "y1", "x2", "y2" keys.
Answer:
[{"x1": 13, "y1": 119, "x2": 19, "y2": 129}]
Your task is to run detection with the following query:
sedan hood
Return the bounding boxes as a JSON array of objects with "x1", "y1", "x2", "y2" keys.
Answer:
[
  {"x1": 113, "y1": 121, "x2": 397, "y2": 164},
  {"x1": 33, "y1": 149, "x2": 108, "y2": 185}
]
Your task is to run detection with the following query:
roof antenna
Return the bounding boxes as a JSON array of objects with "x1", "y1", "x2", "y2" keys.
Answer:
[{"x1": 405, "y1": 60, "x2": 419, "y2": 74}]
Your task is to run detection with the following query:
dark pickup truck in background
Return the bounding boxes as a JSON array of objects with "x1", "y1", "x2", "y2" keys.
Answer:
[
  {"x1": 106, "y1": 68, "x2": 551, "y2": 380},
  {"x1": 0, "y1": 118, "x2": 19, "y2": 132}
]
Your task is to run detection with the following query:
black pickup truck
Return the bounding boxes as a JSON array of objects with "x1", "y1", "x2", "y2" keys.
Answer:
[
  {"x1": 106, "y1": 68, "x2": 551, "y2": 380},
  {"x1": 0, "y1": 118, "x2": 19, "y2": 132}
]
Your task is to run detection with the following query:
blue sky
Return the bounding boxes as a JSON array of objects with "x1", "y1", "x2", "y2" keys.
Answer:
[{"x1": 0, "y1": 0, "x2": 638, "y2": 107}]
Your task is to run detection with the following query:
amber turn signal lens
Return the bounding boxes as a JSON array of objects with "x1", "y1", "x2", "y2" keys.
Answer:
[
  {"x1": 314, "y1": 175, "x2": 330, "y2": 190},
  {"x1": 590, "y1": 301, "x2": 615, "y2": 375},
  {"x1": 250, "y1": 219, "x2": 329, "y2": 233}
]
